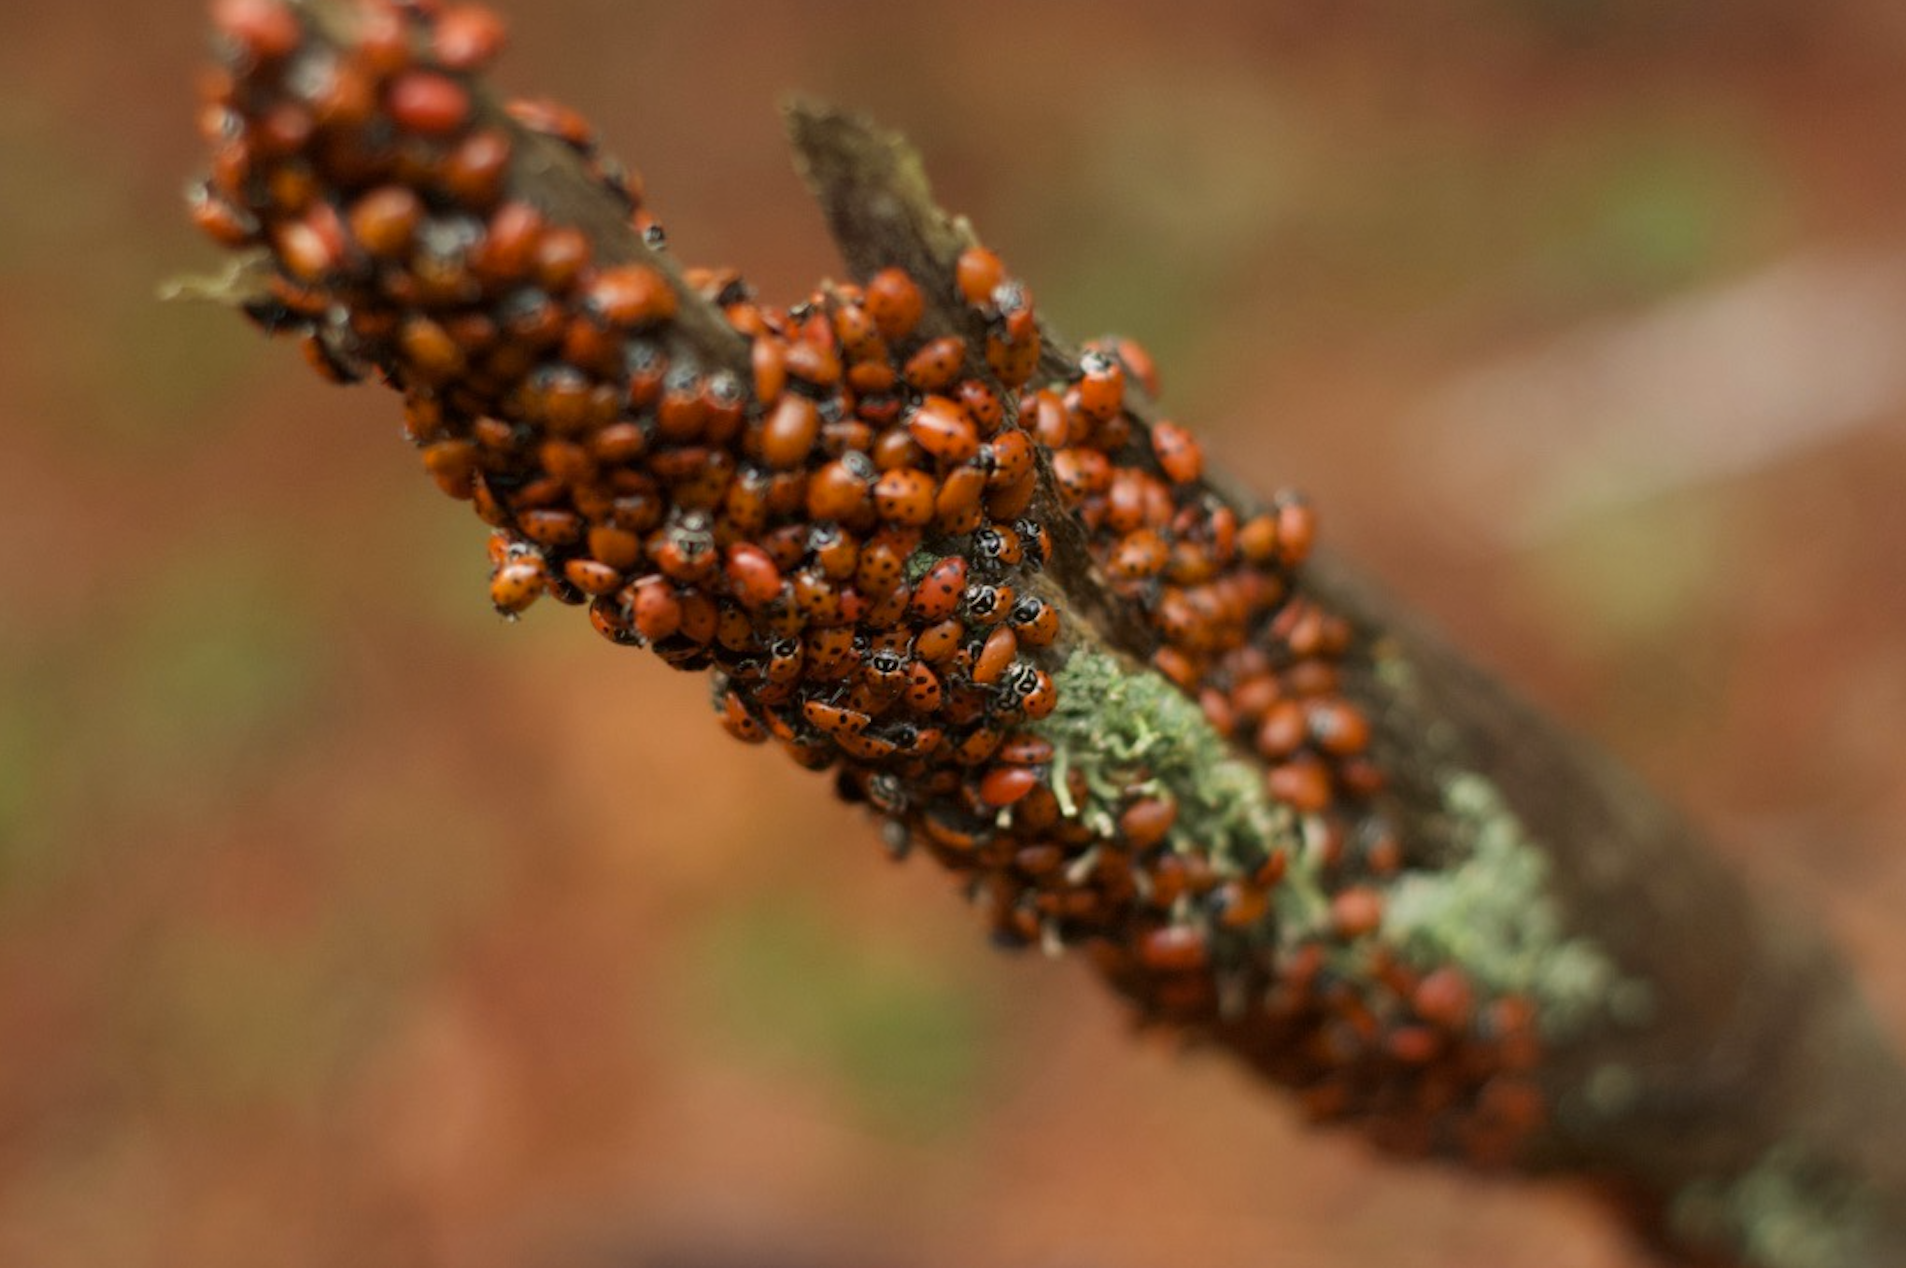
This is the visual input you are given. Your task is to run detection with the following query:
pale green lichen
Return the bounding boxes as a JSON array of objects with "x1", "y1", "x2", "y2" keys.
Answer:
[
  {"x1": 1030, "y1": 649, "x2": 1323, "y2": 933},
  {"x1": 1380, "y1": 772, "x2": 1631, "y2": 1038},
  {"x1": 1584, "y1": 1062, "x2": 1642, "y2": 1116},
  {"x1": 1030, "y1": 650, "x2": 1635, "y2": 1030},
  {"x1": 903, "y1": 547, "x2": 941, "y2": 584},
  {"x1": 1370, "y1": 634, "x2": 1414, "y2": 693},
  {"x1": 1671, "y1": 1146, "x2": 1875, "y2": 1268}
]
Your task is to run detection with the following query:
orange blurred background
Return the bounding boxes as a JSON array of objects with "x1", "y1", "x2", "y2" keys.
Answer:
[{"x1": 2, "y1": 2, "x2": 1903, "y2": 1265}]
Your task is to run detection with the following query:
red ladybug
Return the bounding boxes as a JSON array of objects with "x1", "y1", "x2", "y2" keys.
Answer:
[{"x1": 489, "y1": 552, "x2": 548, "y2": 615}]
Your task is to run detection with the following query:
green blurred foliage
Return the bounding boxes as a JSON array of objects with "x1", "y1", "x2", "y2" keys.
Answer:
[
  {"x1": 695, "y1": 896, "x2": 991, "y2": 1142},
  {"x1": 0, "y1": 541, "x2": 328, "y2": 908}
]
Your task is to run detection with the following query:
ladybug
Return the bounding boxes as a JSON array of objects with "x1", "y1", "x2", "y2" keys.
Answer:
[
  {"x1": 531, "y1": 224, "x2": 593, "y2": 293},
  {"x1": 862, "y1": 645, "x2": 909, "y2": 692},
  {"x1": 489, "y1": 551, "x2": 548, "y2": 616},
  {"x1": 751, "y1": 334, "x2": 788, "y2": 403},
  {"x1": 985, "y1": 465, "x2": 1038, "y2": 521},
  {"x1": 970, "y1": 625, "x2": 1018, "y2": 685},
  {"x1": 392, "y1": 308, "x2": 466, "y2": 377},
  {"x1": 803, "y1": 698, "x2": 870, "y2": 736},
  {"x1": 986, "y1": 656, "x2": 1029, "y2": 704},
  {"x1": 912, "y1": 559, "x2": 973, "y2": 624},
  {"x1": 1109, "y1": 528, "x2": 1169, "y2": 582},
  {"x1": 962, "y1": 582, "x2": 1014, "y2": 626},
  {"x1": 985, "y1": 328, "x2": 1041, "y2": 391},
  {"x1": 1267, "y1": 754, "x2": 1333, "y2": 816},
  {"x1": 714, "y1": 599, "x2": 759, "y2": 653},
  {"x1": 805, "y1": 522, "x2": 859, "y2": 580},
  {"x1": 765, "y1": 636, "x2": 806, "y2": 685},
  {"x1": 212, "y1": 0, "x2": 302, "y2": 65},
  {"x1": 1151, "y1": 421, "x2": 1204, "y2": 486},
  {"x1": 584, "y1": 262, "x2": 676, "y2": 329},
  {"x1": 587, "y1": 593, "x2": 640, "y2": 646},
  {"x1": 1118, "y1": 796, "x2": 1177, "y2": 851},
  {"x1": 1412, "y1": 968, "x2": 1476, "y2": 1031},
  {"x1": 758, "y1": 394, "x2": 820, "y2": 470},
  {"x1": 970, "y1": 524, "x2": 1023, "y2": 572},
  {"x1": 470, "y1": 470, "x2": 512, "y2": 528},
  {"x1": 931, "y1": 466, "x2": 987, "y2": 535},
  {"x1": 720, "y1": 465, "x2": 773, "y2": 538},
  {"x1": 1049, "y1": 449, "x2": 1095, "y2": 506},
  {"x1": 1274, "y1": 495, "x2": 1317, "y2": 567},
  {"x1": 978, "y1": 763, "x2": 1038, "y2": 808},
  {"x1": 847, "y1": 358, "x2": 898, "y2": 396},
  {"x1": 432, "y1": 4, "x2": 508, "y2": 71},
  {"x1": 716, "y1": 688, "x2": 769, "y2": 744},
  {"x1": 724, "y1": 543, "x2": 783, "y2": 609},
  {"x1": 871, "y1": 425, "x2": 924, "y2": 472},
  {"x1": 831, "y1": 300, "x2": 885, "y2": 363},
  {"x1": 955, "y1": 246, "x2": 1004, "y2": 307},
  {"x1": 864, "y1": 267, "x2": 925, "y2": 342},
  {"x1": 1103, "y1": 470, "x2": 1151, "y2": 537},
  {"x1": 854, "y1": 534, "x2": 910, "y2": 596},
  {"x1": 1074, "y1": 348, "x2": 1126, "y2": 425},
  {"x1": 906, "y1": 396, "x2": 980, "y2": 465},
  {"x1": 1101, "y1": 335, "x2": 1161, "y2": 397},
  {"x1": 806, "y1": 452, "x2": 876, "y2": 522},
  {"x1": 988, "y1": 279, "x2": 1036, "y2": 342},
  {"x1": 650, "y1": 513, "x2": 718, "y2": 583},
  {"x1": 780, "y1": 735, "x2": 837, "y2": 771},
  {"x1": 1137, "y1": 924, "x2": 1208, "y2": 972},
  {"x1": 920, "y1": 805, "x2": 986, "y2": 854},
  {"x1": 629, "y1": 576, "x2": 683, "y2": 641},
  {"x1": 1145, "y1": 855, "x2": 1190, "y2": 910},
  {"x1": 994, "y1": 733, "x2": 1054, "y2": 766},
  {"x1": 472, "y1": 201, "x2": 546, "y2": 285},
  {"x1": 1014, "y1": 666, "x2": 1058, "y2": 720},
  {"x1": 1329, "y1": 887, "x2": 1383, "y2": 939},
  {"x1": 783, "y1": 333, "x2": 841, "y2": 390},
  {"x1": 689, "y1": 266, "x2": 754, "y2": 309},
  {"x1": 941, "y1": 377, "x2": 997, "y2": 429},
  {"x1": 346, "y1": 185, "x2": 423, "y2": 260},
  {"x1": 889, "y1": 721, "x2": 944, "y2": 758},
  {"x1": 1307, "y1": 698, "x2": 1371, "y2": 757},
  {"x1": 872, "y1": 467, "x2": 937, "y2": 527},
  {"x1": 518, "y1": 507, "x2": 583, "y2": 548},
  {"x1": 508, "y1": 96, "x2": 598, "y2": 153},
  {"x1": 952, "y1": 723, "x2": 1004, "y2": 766},
  {"x1": 563, "y1": 557, "x2": 623, "y2": 596},
  {"x1": 913, "y1": 619, "x2": 963, "y2": 666},
  {"x1": 903, "y1": 661, "x2": 944, "y2": 713},
  {"x1": 1213, "y1": 881, "x2": 1269, "y2": 930},
  {"x1": 903, "y1": 337, "x2": 966, "y2": 393},
  {"x1": 387, "y1": 70, "x2": 473, "y2": 138},
  {"x1": 804, "y1": 626, "x2": 857, "y2": 679},
  {"x1": 1008, "y1": 595, "x2": 1060, "y2": 648},
  {"x1": 440, "y1": 128, "x2": 513, "y2": 211},
  {"x1": 656, "y1": 364, "x2": 711, "y2": 442},
  {"x1": 983, "y1": 429, "x2": 1034, "y2": 488}
]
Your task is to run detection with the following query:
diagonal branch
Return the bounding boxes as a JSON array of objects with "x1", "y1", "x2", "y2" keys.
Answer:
[
  {"x1": 783, "y1": 101, "x2": 1906, "y2": 1268},
  {"x1": 185, "y1": 4, "x2": 1906, "y2": 1264}
]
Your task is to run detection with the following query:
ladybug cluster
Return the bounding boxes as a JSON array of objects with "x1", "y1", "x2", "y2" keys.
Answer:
[{"x1": 193, "y1": 0, "x2": 1544, "y2": 1165}]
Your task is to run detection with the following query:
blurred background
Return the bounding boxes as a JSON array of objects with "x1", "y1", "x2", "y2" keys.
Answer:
[{"x1": 2, "y1": 1, "x2": 1903, "y2": 1264}]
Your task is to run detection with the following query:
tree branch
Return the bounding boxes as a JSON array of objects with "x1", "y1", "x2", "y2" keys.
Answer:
[
  {"x1": 782, "y1": 102, "x2": 1906, "y2": 1268},
  {"x1": 186, "y1": 5, "x2": 1906, "y2": 1264}
]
